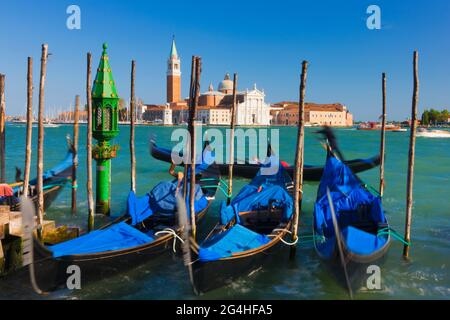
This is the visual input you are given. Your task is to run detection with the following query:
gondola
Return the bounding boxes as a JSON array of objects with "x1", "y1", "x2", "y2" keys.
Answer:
[
  {"x1": 313, "y1": 148, "x2": 390, "y2": 290},
  {"x1": 30, "y1": 161, "x2": 221, "y2": 291},
  {"x1": 150, "y1": 139, "x2": 381, "y2": 181},
  {"x1": 0, "y1": 149, "x2": 74, "y2": 212},
  {"x1": 186, "y1": 160, "x2": 295, "y2": 294}
]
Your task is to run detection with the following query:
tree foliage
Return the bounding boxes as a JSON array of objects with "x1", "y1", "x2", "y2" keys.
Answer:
[{"x1": 421, "y1": 108, "x2": 449, "y2": 125}]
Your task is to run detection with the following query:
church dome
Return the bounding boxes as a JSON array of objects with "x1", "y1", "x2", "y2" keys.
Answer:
[{"x1": 218, "y1": 73, "x2": 234, "y2": 93}]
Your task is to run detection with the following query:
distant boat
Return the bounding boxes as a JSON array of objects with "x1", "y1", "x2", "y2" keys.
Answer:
[
  {"x1": 417, "y1": 128, "x2": 450, "y2": 138},
  {"x1": 392, "y1": 128, "x2": 407, "y2": 132},
  {"x1": 44, "y1": 122, "x2": 60, "y2": 128},
  {"x1": 357, "y1": 122, "x2": 404, "y2": 131},
  {"x1": 32, "y1": 121, "x2": 60, "y2": 128}
]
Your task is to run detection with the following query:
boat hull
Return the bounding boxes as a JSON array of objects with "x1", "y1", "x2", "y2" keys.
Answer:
[
  {"x1": 30, "y1": 200, "x2": 212, "y2": 291},
  {"x1": 191, "y1": 222, "x2": 292, "y2": 294},
  {"x1": 315, "y1": 237, "x2": 391, "y2": 291},
  {"x1": 150, "y1": 141, "x2": 380, "y2": 181}
]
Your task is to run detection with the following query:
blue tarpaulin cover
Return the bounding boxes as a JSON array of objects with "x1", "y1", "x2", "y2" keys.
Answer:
[
  {"x1": 314, "y1": 155, "x2": 388, "y2": 258},
  {"x1": 199, "y1": 163, "x2": 292, "y2": 261},
  {"x1": 219, "y1": 164, "x2": 293, "y2": 225},
  {"x1": 127, "y1": 180, "x2": 208, "y2": 225},
  {"x1": 198, "y1": 224, "x2": 270, "y2": 261},
  {"x1": 49, "y1": 222, "x2": 154, "y2": 257},
  {"x1": 12, "y1": 151, "x2": 73, "y2": 194}
]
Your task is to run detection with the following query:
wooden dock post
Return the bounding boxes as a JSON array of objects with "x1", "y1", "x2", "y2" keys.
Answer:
[
  {"x1": 71, "y1": 95, "x2": 80, "y2": 213},
  {"x1": 86, "y1": 53, "x2": 95, "y2": 232},
  {"x1": 130, "y1": 60, "x2": 136, "y2": 193},
  {"x1": 379, "y1": 73, "x2": 387, "y2": 197},
  {"x1": 403, "y1": 51, "x2": 419, "y2": 259},
  {"x1": 0, "y1": 73, "x2": 5, "y2": 183},
  {"x1": 36, "y1": 44, "x2": 48, "y2": 240},
  {"x1": 291, "y1": 61, "x2": 308, "y2": 258},
  {"x1": 23, "y1": 58, "x2": 33, "y2": 197},
  {"x1": 227, "y1": 73, "x2": 238, "y2": 205}
]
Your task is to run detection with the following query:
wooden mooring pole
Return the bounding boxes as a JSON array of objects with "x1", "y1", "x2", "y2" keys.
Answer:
[
  {"x1": 36, "y1": 44, "x2": 48, "y2": 240},
  {"x1": 0, "y1": 73, "x2": 5, "y2": 183},
  {"x1": 379, "y1": 73, "x2": 387, "y2": 197},
  {"x1": 130, "y1": 60, "x2": 136, "y2": 193},
  {"x1": 183, "y1": 57, "x2": 197, "y2": 201},
  {"x1": 86, "y1": 53, "x2": 95, "y2": 232},
  {"x1": 227, "y1": 73, "x2": 238, "y2": 205},
  {"x1": 189, "y1": 56, "x2": 201, "y2": 240},
  {"x1": 71, "y1": 95, "x2": 80, "y2": 213},
  {"x1": 403, "y1": 51, "x2": 419, "y2": 259},
  {"x1": 290, "y1": 60, "x2": 308, "y2": 259},
  {"x1": 23, "y1": 58, "x2": 33, "y2": 197}
]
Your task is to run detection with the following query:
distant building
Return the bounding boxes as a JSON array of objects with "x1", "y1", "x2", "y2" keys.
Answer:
[
  {"x1": 196, "y1": 80, "x2": 271, "y2": 126},
  {"x1": 270, "y1": 102, "x2": 353, "y2": 126},
  {"x1": 144, "y1": 38, "x2": 272, "y2": 126},
  {"x1": 143, "y1": 104, "x2": 173, "y2": 124},
  {"x1": 167, "y1": 37, "x2": 181, "y2": 105},
  {"x1": 144, "y1": 38, "x2": 351, "y2": 127}
]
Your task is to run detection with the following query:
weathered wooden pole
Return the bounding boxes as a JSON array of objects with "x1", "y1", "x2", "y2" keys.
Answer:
[
  {"x1": 183, "y1": 56, "x2": 197, "y2": 200},
  {"x1": 189, "y1": 56, "x2": 201, "y2": 240},
  {"x1": 86, "y1": 52, "x2": 95, "y2": 232},
  {"x1": 130, "y1": 60, "x2": 136, "y2": 193},
  {"x1": 403, "y1": 51, "x2": 419, "y2": 259},
  {"x1": 379, "y1": 73, "x2": 387, "y2": 197},
  {"x1": 227, "y1": 73, "x2": 238, "y2": 205},
  {"x1": 23, "y1": 58, "x2": 33, "y2": 197},
  {"x1": 71, "y1": 95, "x2": 80, "y2": 213},
  {"x1": 36, "y1": 44, "x2": 48, "y2": 240},
  {"x1": 290, "y1": 60, "x2": 308, "y2": 258},
  {"x1": 0, "y1": 73, "x2": 5, "y2": 183}
]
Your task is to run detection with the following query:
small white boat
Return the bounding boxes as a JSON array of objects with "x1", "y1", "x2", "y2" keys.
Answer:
[
  {"x1": 392, "y1": 128, "x2": 407, "y2": 132},
  {"x1": 32, "y1": 122, "x2": 60, "y2": 128},
  {"x1": 44, "y1": 123, "x2": 60, "y2": 128},
  {"x1": 416, "y1": 128, "x2": 450, "y2": 138}
]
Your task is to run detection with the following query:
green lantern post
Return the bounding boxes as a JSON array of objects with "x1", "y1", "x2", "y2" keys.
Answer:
[{"x1": 91, "y1": 43, "x2": 120, "y2": 215}]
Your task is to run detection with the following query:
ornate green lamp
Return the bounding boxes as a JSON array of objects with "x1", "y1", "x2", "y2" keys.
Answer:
[{"x1": 91, "y1": 43, "x2": 120, "y2": 215}]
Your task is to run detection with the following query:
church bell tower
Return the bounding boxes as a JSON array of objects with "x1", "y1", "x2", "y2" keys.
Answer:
[{"x1": 167, "y1": 37, "x2": 181, "y2": 103}]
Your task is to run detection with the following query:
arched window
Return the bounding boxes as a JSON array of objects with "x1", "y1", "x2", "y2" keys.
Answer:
[
  {"x1": 96, "y1": 107, "x2": 102, "y2": 130},
  {"x1": 104, "y1": 106, "x2": 112, "y2": 130}
]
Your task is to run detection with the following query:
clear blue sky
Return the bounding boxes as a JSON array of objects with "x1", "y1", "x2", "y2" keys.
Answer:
[{"x1": 1, "y1": 0, "x2": 449, "y2": 120}]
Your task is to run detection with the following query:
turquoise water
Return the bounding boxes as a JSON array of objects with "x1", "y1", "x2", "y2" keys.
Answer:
[{"x1": 1, "y1": 123, "x2": 449, "y2": 299}]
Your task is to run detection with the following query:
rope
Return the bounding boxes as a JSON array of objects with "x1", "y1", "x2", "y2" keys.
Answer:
[
  {"x1": 154, "y1": 228, "x2": 185, "y2": 253},
  {"x1": 268, "y1": 228, "x2": 298, "y2": 246},
  {"x1": 42, "y1": 182, "x2": 66, "y2": 190},
  {"x1": 199, "y1": 178, "x2": 232, "y2": 198},
  {"x1": 377, "y1": 227, "x2": 411, "y2": 246},
  {"x1": 268, "y1": 229, "x2": 326, "y2": 246},
  {"x1": 365, "y1": 184, "x2": 381, "y2": 196},
  {"x1": 201, "y1": 185, "x2": 231, "y2": 198}
]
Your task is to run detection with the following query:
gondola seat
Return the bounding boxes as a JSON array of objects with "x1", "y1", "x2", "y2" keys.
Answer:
[
  {"x1": 127, "y1": 181, "x2": 208, "y2": 225},
  {"x1": 198, "y1": 224, "x2": 270, "y2": 262},
  {"x1": 341, "y1": 226, "x2": 387, "y2": 256},
  {"x1": 49, "y1": 222, "x2": 154, "y2": 257}
]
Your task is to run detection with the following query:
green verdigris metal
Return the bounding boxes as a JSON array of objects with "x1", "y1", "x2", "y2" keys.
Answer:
[{"x1": 91, "y1": 43, "x2": 120, "y2": 215}]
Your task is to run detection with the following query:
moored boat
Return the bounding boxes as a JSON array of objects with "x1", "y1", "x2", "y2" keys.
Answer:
[
  {"x1": 27, "y1": 162, "x2": 220, "y2": 291},
  {"x1": 1, "y1": 149, "x2": 74, "y2": 212},
  {"x1": 313, "y1": 149, "x2": 390, "y2": 290},
  {"x1": 150, "y1": 139, "x2": 381, "y2": 181},
  {"x1": 187, "y1": 161, "x2": 295, "y2": 294}
]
